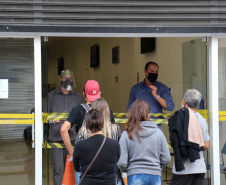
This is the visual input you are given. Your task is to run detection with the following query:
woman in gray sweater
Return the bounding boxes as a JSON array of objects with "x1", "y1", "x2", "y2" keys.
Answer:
[{"x1": 117, "y1": 99, "x2": 171, "y2": 185}]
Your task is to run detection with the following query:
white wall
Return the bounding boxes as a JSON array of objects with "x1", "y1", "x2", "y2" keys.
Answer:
[{"x1": 48, "y1": 37, "x2": 198, "y2": 113}]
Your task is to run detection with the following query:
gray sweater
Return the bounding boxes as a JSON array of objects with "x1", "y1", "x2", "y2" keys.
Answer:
[{"x1": 117, "y1": 121, "x2": 171, "y2": 176}]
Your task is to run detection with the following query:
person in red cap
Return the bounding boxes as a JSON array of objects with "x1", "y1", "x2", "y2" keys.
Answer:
[{"x1": 61, "y1": 80, "x2": 115, "y2": 156}]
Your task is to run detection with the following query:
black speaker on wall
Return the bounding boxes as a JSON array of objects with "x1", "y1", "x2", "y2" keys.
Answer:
[
  {"x1": 112, "y1": 46, "x2": 120, "y2": 64},
  {"x1": 58, "y1": 57, "x2": 64, "y2": 75},
  {"x1": 141, "y1": 38, "x2": 156, "y2": 54},
  {"x1": 90, "y1": 44, "x2": 99, "y2": 68}
]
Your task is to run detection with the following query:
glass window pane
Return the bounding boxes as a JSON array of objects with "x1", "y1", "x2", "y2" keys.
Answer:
[
  {"x1": 0, "y1": 38, "x2": 35, "y2": 185},
  {"x1": 218, "y1": 38, "x2": 226, "y2": 185}
]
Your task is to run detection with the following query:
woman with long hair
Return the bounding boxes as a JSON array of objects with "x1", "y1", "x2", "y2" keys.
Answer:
[
  {"x1": 118, "y1": 99, "x2": 171, "y2": 185},
  {"x1": 75, "y1": 98, "x2": 122, "y2": 185},
  {"x1": 76, "y1": 98, "x2": 121, "y2": 142},
  {"x1": 73, "y1": 109, "x2": 120, "y2": 185}
]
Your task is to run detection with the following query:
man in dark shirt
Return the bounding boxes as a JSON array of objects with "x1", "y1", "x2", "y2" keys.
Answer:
[{"x1": 48, "y1": 69, "x2": 82, "y2": 185}]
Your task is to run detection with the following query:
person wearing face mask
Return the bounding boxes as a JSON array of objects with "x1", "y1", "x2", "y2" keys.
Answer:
[
  {"x1": 48, "y1": 69, "x2": 82, "y2": 185},
  {"x1": 127, "y1": 61, "x2": 174, "y2": 121}
]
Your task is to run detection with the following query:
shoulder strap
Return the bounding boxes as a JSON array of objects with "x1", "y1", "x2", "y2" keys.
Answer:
[
  {"x1": 78, "y1": 136, "x2": 106, "y2": 185},
  {"x1": 81, "y1": 104, "x2": 91, "y2": 113}
]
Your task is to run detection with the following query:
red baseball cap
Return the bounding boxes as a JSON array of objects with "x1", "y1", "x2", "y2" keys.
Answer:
[{"x1": 85, "y1": 80, "x2": 101, "y2": 102}]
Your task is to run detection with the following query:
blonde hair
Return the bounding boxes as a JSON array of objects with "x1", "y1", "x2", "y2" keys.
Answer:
[{"x1": 92, "y1": 98, "x2": 117, "y2": 138}]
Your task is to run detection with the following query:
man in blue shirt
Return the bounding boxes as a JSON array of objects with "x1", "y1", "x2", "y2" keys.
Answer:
[{"x1": 127, "y1": 61, "x2": 174, "y2": 113}]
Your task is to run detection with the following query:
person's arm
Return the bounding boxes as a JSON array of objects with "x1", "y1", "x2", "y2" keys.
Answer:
[
  {"x1": 160, "y1": 85, "x2": 174, "y2": 111},
  {"x1": 202, "y1": 116, "x2": 210, "y2": 150},
  {"x1": 117, "y1": 132, "x2": 128, "y2": 172},
  {"x1": 150, "y1": 84, "x2": 174, "y2": 111},
  {"x1": 60, "y1": 121, "x2": 74, "y2": 156},
  {"x1": 149, "y1": 85, "x2": 168, "y2": 109},
  {"x1": 204, "y1": 140, "x2": 210, "y2": 150}
]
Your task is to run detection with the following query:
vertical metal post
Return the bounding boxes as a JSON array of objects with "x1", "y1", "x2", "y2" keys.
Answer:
[
  {"x1": 34, "y1": 36, "x2": 42, "y2": 185},
  {"x1": 209, "y1": 37, "x2": 220, "y2": 185}
]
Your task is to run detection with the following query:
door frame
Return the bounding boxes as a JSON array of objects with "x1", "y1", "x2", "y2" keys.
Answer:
[{"x1": 0, "y1": 34, "x2": 219, "y2": 185}]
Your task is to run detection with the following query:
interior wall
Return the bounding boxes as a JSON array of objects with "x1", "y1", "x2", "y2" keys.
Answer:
[{"x1": 47, "y1": 37, "x2": 198, "y2": 113}]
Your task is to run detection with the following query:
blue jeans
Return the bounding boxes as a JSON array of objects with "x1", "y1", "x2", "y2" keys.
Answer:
[
  {"x1": 75, "y1": 171, "x2": 81, "y2": 185},
  {"x1": 128, "y1": 174, "x2": 161, "y2": 185},
  {"x1": 75, "y1": 171, "x2": 123, "y2": 185}
]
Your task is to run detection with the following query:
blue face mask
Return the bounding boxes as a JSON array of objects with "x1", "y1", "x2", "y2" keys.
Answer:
[{"x1": 147, "y1": 73, "x2": 158, "y2": 83}]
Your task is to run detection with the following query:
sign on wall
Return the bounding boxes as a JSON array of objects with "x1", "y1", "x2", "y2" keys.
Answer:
[{"x1": 0, "y1": 79, "x2": 8, "y2": 99}]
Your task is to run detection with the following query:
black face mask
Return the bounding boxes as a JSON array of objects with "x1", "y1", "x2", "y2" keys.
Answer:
[
  {"x1": 61, "y1": 79, "x2": 73, "y2": 90},
  {"x1": 147, "y1": 73, "x2": 158, "y2": 83}
]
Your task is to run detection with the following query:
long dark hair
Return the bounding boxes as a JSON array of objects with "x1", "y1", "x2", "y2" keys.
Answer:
[{"x1": 126, "y1": 99, "x2": 150, "y2": 142}]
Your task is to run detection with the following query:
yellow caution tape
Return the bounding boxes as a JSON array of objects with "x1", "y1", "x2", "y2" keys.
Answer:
[
  {"x1": 41, "y1": 111, "x2": 226, "y2": 123},
  {"x1": 47, "y1": 113, "x2": 68, "y2": 121},
  {"x1": 42, "y1": 142, "x2": 74, "y2": 149},
  {"x1": 114, "y1": 113, "x2": 173, "y2": 118},
  {"x1": 0, "y1": 114, "x2": 34, "y2": 118},
  {"x1": 0, "y1": 114, "x2": 34, "y2": 124},
  {"x1": 197, "y1": 110, "x2": 208, "y2": 115},
  {"x1": 115, "y1": 118, "x2": 168, "y2": 124},
  {"x1": 42, "y1": 112, "x2": 48, "y2": 123},
  {"x1": 219, "y1": 111, "x2": 226, "y2": 116},
  {"x1": 42, "y1": 113, "x2": 68, "y2": 123},
  {"x1": 219, "y1": 117, "x2": 226, "y2": 121},
  {"x1": 2, "y1": 109, "x2": 226, "y2": 125},
  {"x1": 0, "y1": 120, "x2": 34, "y2": 124}
]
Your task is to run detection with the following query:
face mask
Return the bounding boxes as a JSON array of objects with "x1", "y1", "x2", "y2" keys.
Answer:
[
  {"x1": 181, "y1": 99, "x2": 184, "y2": 108},
  {"x1": 61, "y1": 79, "x2": 73, "y2": 90},
  {"x1": 147, "y1": 73, "x2": 158, "y2": 83}
]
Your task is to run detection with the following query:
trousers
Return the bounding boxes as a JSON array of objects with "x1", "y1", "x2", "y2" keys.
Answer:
[{"x1": 127, "y1": 174, "x2": 161, "y2": 185}]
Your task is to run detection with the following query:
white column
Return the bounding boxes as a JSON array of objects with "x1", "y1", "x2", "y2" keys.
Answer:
[
  {"x1": 209, "y1": 37, "x2": 220, "y2": 185},
  {"x1": 34, "y1": 36, "x2": 43, "y2": 185}
]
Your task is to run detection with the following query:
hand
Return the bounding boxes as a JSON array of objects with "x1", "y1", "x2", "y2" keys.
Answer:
[
  {"x1": 49, "y1": 120, "x2": 61, "y2": 124},
  {"x1": 149, "y1": 85, "x2": 158, "y2": 97},
  {"x1": 69, "y1": 156, "x2": 73, "y2": 162},
  {"x1": 69, "y1": 149, "x2": 74, "y2": 156}
]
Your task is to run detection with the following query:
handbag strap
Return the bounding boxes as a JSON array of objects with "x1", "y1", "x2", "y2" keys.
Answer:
[
  {"x1": 81, "y1": 103, "x2": 91, "y2": 113},
  {"x1": 78, "y1": 136, "x2": 106, "y2": 185}
]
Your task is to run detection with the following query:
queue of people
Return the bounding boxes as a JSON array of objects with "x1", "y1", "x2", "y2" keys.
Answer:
[{"x1": 48, "y1": 61, "x2": 209, "y2": 185}]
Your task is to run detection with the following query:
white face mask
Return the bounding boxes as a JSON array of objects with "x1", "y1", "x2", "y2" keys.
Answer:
[{"x1": 181, "y1": 99, "x2": 184, "y2": 108}]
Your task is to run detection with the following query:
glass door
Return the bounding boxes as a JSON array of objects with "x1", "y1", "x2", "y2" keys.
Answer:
[
  {"x1": 182, "y1": 38, "x2": 209, "y2": 184},
  {"x1": 182, "y1": 38, "x2": 207, "y2": 109}
]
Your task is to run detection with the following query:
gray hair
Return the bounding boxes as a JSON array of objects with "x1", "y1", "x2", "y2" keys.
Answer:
[{"x1": 183, "y1": 89, "x2": 202, "y2": 109}]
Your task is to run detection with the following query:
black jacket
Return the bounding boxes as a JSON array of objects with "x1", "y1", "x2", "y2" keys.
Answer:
[{"x1": 168, "y1": 108, "x2": 204, "y2": 172}]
